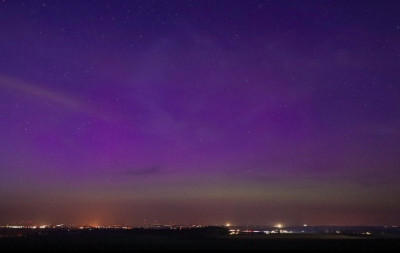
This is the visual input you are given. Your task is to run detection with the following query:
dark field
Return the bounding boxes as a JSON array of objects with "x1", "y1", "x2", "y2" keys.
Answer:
[{"x1": 1, "y1": 228, "x2": 400, "y2": 251}]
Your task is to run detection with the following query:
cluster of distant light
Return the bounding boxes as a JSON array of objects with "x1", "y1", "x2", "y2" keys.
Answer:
[
  {"x1": 227, "y1": 223, "x2": 307, "y2": 235},
  {"x1": 226, "y1": 223, "x2": 307, "y2": 228},
  {"x1": 0, "y1": 223, "x2": 208, "y2": 230},
  {"x1": 2, "y1": 222, "x2": 398, "y2": 237},
  {"x1": 224, "y1": 223, "x2": 400, "y2": 236},
  {"x1": 228, "y1": 229, "x2": 373, "y2": 236},
  {"x1": 1, "y1": 224, "x2": 67, "y2": 229}
]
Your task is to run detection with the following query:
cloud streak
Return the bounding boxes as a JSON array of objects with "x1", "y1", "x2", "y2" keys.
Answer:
[
  {"x1": 121, "y1": 166, "x2": 161, "y2": 177},
  {"x1": 0, "y1": 75, "x2": 112, "y2": 120}
]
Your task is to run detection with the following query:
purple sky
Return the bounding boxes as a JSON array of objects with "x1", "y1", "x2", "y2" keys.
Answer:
[{"x1": 0, "y1": 0, "x2": 400, "y2": 226}]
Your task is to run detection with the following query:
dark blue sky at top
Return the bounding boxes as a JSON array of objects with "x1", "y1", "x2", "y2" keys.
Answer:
[{"x1": 0, "y1": 0, "x2": 399, "y2": 226}]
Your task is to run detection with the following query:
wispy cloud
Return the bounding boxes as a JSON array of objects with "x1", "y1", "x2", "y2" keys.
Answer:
[
  {"x1": 121, "y1": 166, "x2": 161, "y2": 176},
  {"x1": 0, "y1": 75, "x2": 112, "y2": 120}
]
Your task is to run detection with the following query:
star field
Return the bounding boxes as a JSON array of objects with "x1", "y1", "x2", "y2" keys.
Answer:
[{"x1": 0, "y1": 0, "x2": 400, "y2": 226}]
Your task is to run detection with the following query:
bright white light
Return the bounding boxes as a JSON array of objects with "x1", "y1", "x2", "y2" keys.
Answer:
[
  {"x1": 225, "y1": 223, "x2": 231, "y2": 227},
  {"x1": 9, "y1": 226, "x2": 23, "y2": 229},
  {"x1": 303, "y1": 224, "x2": 307, "y2": 227},
  {"x1": 275, "y1": 224, "x2": 282, "y2": 228}
]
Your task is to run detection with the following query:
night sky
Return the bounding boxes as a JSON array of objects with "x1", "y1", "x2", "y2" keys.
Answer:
[{"x1": 1, "y1": 0, "x2": 400, "y2": 226}]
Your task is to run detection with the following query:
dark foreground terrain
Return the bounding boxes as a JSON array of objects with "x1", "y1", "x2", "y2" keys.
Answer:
[{"x1": 1, "y1": 227, "x2": 400, "y2": 251}]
